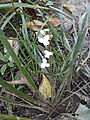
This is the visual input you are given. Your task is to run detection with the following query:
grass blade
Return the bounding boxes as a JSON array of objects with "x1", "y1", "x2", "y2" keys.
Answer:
[
  {"x1": 0, "y1": 77, "x2": 37, "y2": 105},
  {"x1": 0, "y1": 113, "x2": 31, "y2": 120},
  {"x1": 0, "y1": 2, "x2": 48, "y2": 10},
  {"x1": 0, "y1": 30, "x2": 38, "y2": 91},
  {"x1": 0, "y1": 96, "x2": 32, "y2": 108}
]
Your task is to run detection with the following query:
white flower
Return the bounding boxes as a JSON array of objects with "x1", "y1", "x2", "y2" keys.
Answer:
[
  {"x1": 44, "y1": 35, "x2": 49, "y2": 41},
  {"x1": 40, "y1": 58, "x2": 50, "y2": 68},
  {"x1": 38, "y1": 37, "x2": 44, "y2": 43},
  {"x1": 40, "y1": 30, "x2": 45, "y2": 36},
  {"x1": 44, "y1": 50, "x2": 53, "y2": 58},
  {"x1": 38, "y1": 35, "x2": 50, "y2": 46},
  {"x1": 43, "y1": 40, "x2": 50, "y2": 46}
]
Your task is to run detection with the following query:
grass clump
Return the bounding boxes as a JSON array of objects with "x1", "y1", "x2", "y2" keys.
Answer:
[{"x1": 0, "y1": 0, "x2": 90, "y2": 119}]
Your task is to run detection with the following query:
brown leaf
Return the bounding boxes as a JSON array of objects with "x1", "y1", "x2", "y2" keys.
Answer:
[
  {"x1": 8, "y1": 79, "x2": 32, "y2": 89},
  {"x1": 8, "y1": 71, "x2": 32, "y2": 89},
  {"x1": 26, "y1": 20, "x2": 48, "y2": 31},
  {"x1": 4, "y1": 38, "x2": 19, "y2": 62},
  {"x1": 46, "y1": 16, "x2": 60, "y2": 27}
]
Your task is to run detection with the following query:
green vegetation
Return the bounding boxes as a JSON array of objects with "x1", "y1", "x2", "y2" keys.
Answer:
[{"x1": 0, "y1": 0, "x2": 90, "y2": 119}]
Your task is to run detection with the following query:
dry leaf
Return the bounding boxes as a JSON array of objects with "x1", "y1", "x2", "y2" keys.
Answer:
[
  {"x1": 4, "y1": 38, "x2": 19, "y2": 62},
  {"x1": 10, "y1": 79, "x2": 31, "y2": 87},
  {"x1": 33, "y1": 20, "x2": 45, "y2": 26},
  {"x1": 26, "y1": 20, "x2": 48, "y2": 31},
  {"x1": 63, "y1": 4, "x2": 73, "y2": 13},
  {"x1": 46, "y1": 16, "x2": 60, "y2": 27},
  {"x1": 8, "y1": 71, "x2": 32, "y2": 89},
  {"x1": 39, "y1": 74, "x2": 51, "y2": 98},
  {"x1": 49, "y1": 17, "x2": 60, "y2": 27},
  {"x1": 26, "y1": 21, "x2": 40, "y2": 31}
]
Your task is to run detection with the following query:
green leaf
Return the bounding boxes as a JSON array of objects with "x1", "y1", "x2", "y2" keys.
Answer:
[
  {"x1": 0, "y1": 30, "x2": 38, "y2": 91},
  {"x1": 17, "y1": 85, "x2": 25, "y2": 90},
  {"x1": 43, "y1": 0, "x2": 48, "y2": 3},
  {"x1": 45, "y1": 1, "x2": 53, "y2": 6},
  {"x1": 1, "y1": 64, "x2": 7, "y2": 75},
  {"x1": 0, "y1": 96, "x2": 31, "y2": 108},
  {"x1": 0, "y1": 52, "x2": 7, "y2": 62},
  {"x1": 8, "y1": 62, "x2": 14, "y2": 67},
  {"x1": 0, "y1": 77, "x2": 38, "y2": 105},
  {"x1": 0, "y1": 2, "x2": 48, "y2": 10},
  {"x1": 0, "y1": 113, "x2": 31, "y2": 120}
]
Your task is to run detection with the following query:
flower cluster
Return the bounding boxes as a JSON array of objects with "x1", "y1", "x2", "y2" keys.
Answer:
[{"x1": 36, "y1": 29, "x2": 53, "y2": 68}]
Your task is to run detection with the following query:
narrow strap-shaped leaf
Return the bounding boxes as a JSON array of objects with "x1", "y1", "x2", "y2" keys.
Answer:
[
  {"x1": 0, "y1": 2, "x2": 48, "y2": 10},
  {"x1": 0, "y1": 96, "x2": 49, "y2": 113},
  {"x1": 0, "y1": 113, "x2": 31, "y2": 120},
  {"x1": 0, "y1": 96, "x2": 31, "y2": 108},
  {"x1": 0, "y1": 30, "x2": 38, "y2": 91},
  {"x1": 0, "y1": 77, "x2": 37, "y2": 105}
]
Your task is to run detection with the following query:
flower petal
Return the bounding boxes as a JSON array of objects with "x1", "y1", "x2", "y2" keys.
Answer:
[
  {"x1": 42, "y1": 58, "x2": 47, "y2": 63},
  {"x1": 44, "y1": 35, "x2": 50, "y2": 41},
  {"x1": 40, "y1": 63, "x2": 46, "y2": 68},
  {"x1": 43, "y1": 40, "x2": 50, "y2": 46},
  {"x1": 45, "y1": 54, "x2": 49, "y2": 58},
  {"x1": 40, "y1": 30, "x2": 45, "y2": 36},
  {"x1": 38, "y1": 37, "x2": 44, "y2": 43},
  {"x1": 44, "y1": 50, "x2": 53, "y2": 58},
  {"x1": 45, "y1": 63, "x2": 50, "y2": 67},
  {"x1": 41, "y1": 58, "x2": 50, "y2": 68},
  {"x1": 44, "y1": 50, "x2": 53, "y2": 55}
]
